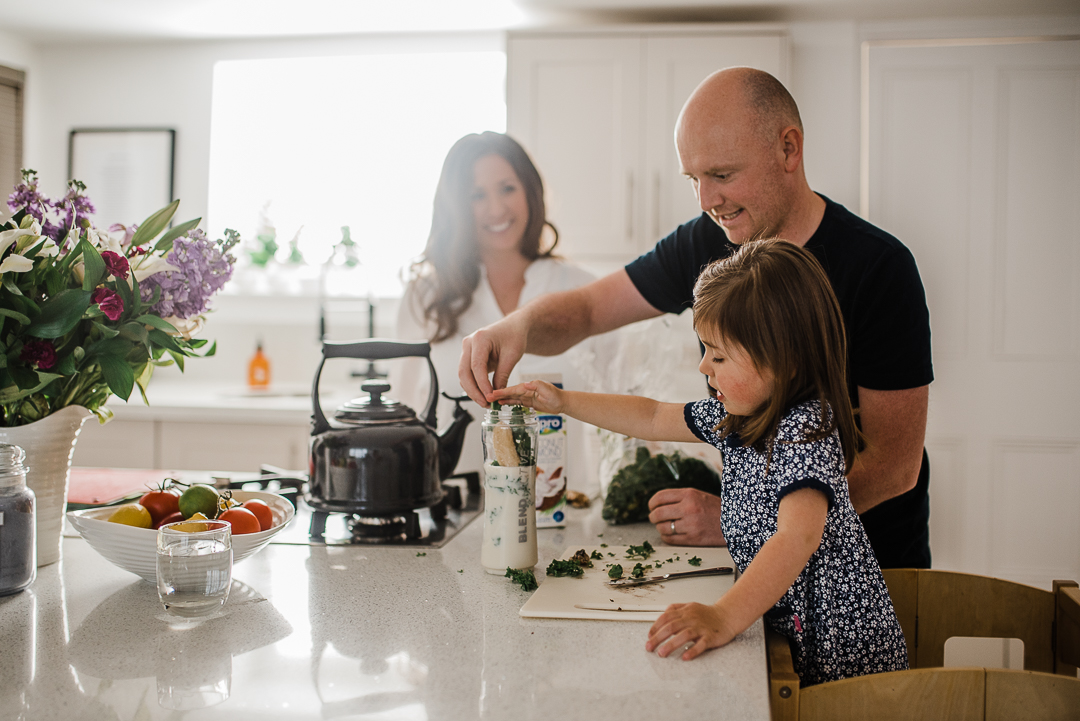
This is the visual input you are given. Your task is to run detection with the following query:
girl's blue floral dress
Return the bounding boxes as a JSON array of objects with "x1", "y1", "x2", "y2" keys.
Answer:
[{"x1": 685, "y1": 398, "x2": 909, "y2": 685}]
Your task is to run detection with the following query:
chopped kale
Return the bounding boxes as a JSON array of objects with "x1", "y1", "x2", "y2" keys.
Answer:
[
  {"x1": 546, "y1": 559, "x2": 586, "y2": 577},
  {"x1": 625, "y1": 540, "x2": 655, "y2": 560},
  {"x1": 607, "y1": 564, "x2": 624, "y2": 579},
  {"x1": 602, "y1": 447, "x2": 720, "y2": 524},
  {"x1": 631, "y1": 563, "x2": 647, "y2": 578},
  {"x1": 416, "y1": 552, "x2": 426, "y2": 557},
  {"x1": 505, "y1": 567, "x2": 538, "y2": 591},
  {"x1": 590, "y1": 550, "x2": 604, "y2": 560},
  {"x1": 600, "y1": 543, "x2": 608, "y2": 548},
  {"x1": 688, "y1": 556, "x2": 703, "y2": 567},
  {"x1": 570, "y1": 549, "x2": 593, "y2": 568}
]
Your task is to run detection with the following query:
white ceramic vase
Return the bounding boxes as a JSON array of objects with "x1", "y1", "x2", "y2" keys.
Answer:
[{"x1": 0, "y1": 405, "x2": 94, "y2": 566}]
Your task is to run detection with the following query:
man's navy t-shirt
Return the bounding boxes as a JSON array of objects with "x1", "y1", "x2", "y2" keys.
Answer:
[{"x1": 625, "y1": 194, "x2": 934, "y2": 569}]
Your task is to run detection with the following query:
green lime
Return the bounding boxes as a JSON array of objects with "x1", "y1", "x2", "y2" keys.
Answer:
[
  {"x1": 178, "y1": 484, "x2": 220, "y2": 519},
  {"x1": 108, "y1": 503, "x2": 152, "y2": 528}
]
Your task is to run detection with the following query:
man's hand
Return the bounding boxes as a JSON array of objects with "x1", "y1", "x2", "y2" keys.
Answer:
[
  {"x1": 458, "y1": 315, "x2": 529, "y2": 408},
  {"x1": 648, "y1": 488, "x2": 726, "y2": 546}
]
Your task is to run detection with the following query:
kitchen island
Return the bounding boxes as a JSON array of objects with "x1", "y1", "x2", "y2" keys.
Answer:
[{"x1": 1, "y1": 502, "x2": 770, "y2": 720}]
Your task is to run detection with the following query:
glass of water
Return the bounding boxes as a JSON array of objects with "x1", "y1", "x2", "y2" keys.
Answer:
[{"x1": 157, "y1": 520, "x2": 233, "y2": 618}]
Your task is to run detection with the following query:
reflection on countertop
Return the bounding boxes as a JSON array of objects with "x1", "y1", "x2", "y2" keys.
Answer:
[{"x1": 0, "y1": 503, "x2": 770, "y2": 721}]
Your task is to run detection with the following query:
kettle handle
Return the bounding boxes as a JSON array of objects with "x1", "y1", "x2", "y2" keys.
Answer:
[{"x1": 311, "y1": 339, "x2": 439, "y2": 435}]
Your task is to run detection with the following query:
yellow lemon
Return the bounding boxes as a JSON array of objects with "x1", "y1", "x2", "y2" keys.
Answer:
[{"x1": 108, "y1": 503, "x2": 152, "y2": 528}]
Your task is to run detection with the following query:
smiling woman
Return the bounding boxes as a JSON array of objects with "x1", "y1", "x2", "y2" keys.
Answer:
[{"x1": 206, "y1": 51, "x2": 506, "y2": 298}]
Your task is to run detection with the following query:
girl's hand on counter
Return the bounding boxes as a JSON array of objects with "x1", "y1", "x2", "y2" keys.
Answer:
[
  {"x1": 490, "y1": 381, "x2": 565, "y2": 415},
  {"x1": 646, "y1": 602, "x2": 737, "y2": 661}
]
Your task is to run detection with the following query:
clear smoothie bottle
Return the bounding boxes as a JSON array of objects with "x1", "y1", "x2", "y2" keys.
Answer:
[{"x1": 480, "y1": 403, "x2": 538, "y2": 575}]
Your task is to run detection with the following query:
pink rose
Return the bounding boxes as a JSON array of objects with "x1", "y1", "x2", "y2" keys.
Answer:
[
  {"x1": 100, "y1": 250, "x2": 130, "y2": 280},
  {"x1": 91, "y1": 287, "x2": 124, "y2": 321},
  {"x1": 20, "y1": 340, "x2": 57, "y2": 371}
]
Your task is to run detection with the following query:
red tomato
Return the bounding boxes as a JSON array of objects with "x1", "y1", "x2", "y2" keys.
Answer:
[
  {"x1": 219, "y1": 507, "x2": 261, "y2": 535},
  {"x1": 140, "y1": 489, "x2": 181, "y2": 527},
  {"x1": 154, "y1": 511, "x2": 184, "y2": 530},
  {"x1": 241, "y1": 499, "x2": 274, "y2": 531}
]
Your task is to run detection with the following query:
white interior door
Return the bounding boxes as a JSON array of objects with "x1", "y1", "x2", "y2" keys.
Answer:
[
  {"x1": 866, "y1": 38, "x2": 1080, "y2": 589},
  {"x1": 645, "y1": 34, "x2": 789, "y2": 240},
  {"x1": 507, "y1": 36, "x2": 643, "y2": 274}
]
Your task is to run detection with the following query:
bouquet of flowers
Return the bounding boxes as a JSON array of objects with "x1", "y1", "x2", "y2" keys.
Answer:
[{"x1": 1, "y1": 170, "x2": 238, "y2": 427}]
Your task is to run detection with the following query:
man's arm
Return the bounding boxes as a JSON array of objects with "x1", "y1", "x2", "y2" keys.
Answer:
[
  {"x1": 848, "y1": 385, "x2": 929, "y2": 514},
  {"x1": 458, "y1": 269, "x2": 661, "y2": 406}
]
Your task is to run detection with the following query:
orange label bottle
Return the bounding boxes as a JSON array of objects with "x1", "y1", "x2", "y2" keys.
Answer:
[{"x1": 248, "y1": 341, "x2": 271, "y2": 389}]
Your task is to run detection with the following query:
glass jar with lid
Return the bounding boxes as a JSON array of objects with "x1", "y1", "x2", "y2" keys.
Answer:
[
  {"x1": 480, "y1": 403, "x2": 538, "y2": 574},
  {"x1": 0, "y1": 443, "x2": 35, "y2": 595}
]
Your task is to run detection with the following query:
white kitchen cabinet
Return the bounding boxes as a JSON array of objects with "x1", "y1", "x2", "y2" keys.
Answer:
[
  {"x1": 508, "y1": 27, "x2": 789, "y2": 275},
  {"x1": 73, "y1": 416, "x2": 311, "y2": 472}
]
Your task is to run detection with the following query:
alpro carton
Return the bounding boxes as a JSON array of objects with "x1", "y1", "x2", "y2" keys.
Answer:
[{"x1": 522, "y1": 373, "x2": 567, "y2": 528}]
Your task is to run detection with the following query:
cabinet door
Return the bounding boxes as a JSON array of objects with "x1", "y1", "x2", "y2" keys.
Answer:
[
  {"x1": 73, "y1": 418, "x2": 156, "y2": 469},
  {"x1": 644, "y1": 35, "x2": 790, "y2": 241},
  {"x1": 508, "y1": 36, "x2": 643, "y2": 274},
  {"x1": 159, "y1": 421, "x2": 310, "y2": 472}
]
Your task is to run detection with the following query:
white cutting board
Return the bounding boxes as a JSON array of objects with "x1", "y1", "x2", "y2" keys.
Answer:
[{"x1": 520, "y1": 546, "x2": 736, "y2": 621}]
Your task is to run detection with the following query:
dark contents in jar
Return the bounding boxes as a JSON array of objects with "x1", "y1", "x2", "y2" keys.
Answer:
[{"x1": 0, "y1": 494, "x2": 35, "y2": 595}]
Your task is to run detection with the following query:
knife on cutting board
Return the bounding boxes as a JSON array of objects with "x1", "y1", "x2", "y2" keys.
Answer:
[{"x1": 606, "y1": 566, "x2": 733, "y2": 588}]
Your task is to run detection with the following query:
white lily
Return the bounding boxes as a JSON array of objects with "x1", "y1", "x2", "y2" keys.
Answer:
[
  {"x1": 0, "y1": 254, "x2": 35, "y2": 274},
  {"x1": 162, "y1": 315, "x2": 204, "y2": 340},
  {"x1": 130, "y1": 253, "x2": 179, "y2": 282},
  {"x1": 36, "y1": 238, "x2": 60, "y2": 258},
  {"x1": 0, "y1": 226, "x2": 39, "y2": 256},
  {"x1": 87, "y1": 226, "x2": 123, "y2": 255}
]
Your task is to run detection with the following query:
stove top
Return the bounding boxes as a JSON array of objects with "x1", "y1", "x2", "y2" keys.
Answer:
[{"x1": 217, "y1": 469, "x2": 483, "y2": 549}]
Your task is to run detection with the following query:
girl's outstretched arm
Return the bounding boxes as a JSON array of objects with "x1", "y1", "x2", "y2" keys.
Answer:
[
  {"x1": 645, "y1": 487, "x2": 828, "y2": 660},
  {"x1": 491, "y1": 381, "x2": 699, "y2": 443}
]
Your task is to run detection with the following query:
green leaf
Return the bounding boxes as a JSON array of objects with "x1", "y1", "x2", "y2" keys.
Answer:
[
  {"x1": 167, "y1": 348, "x2": 186, "y2": 372},
  {"x1": 148, "y1": 328, "x2": 182, "y2": 353},
  {"x1": 3, "y1": 275, "x2": 23, "y2": 297},
  {"x1": 27, "y1": 289, "x2": 92, "y2": 339},
  {"x1": 153, "y1": 217, "x2": 201, "y2": 253},
  {"x1": 97, "y1": 354, "x2": 135, "y2": 401},
  {"x1": 133, "y1": 314, "x2": 179, "y2": 334},
  {"x1": 0, "y1": 369, "x2": 62, "y2": 400},
  {"x1": 130, "y1": 200, "x2": 180, "y2": 248},
  {"x1": 119, "y1": 322, "x2": 149, "y2": 345},
  {"x1": 91, "y1": 320, "x2": 120, "y2": 339},
  {"x1": 0, "y1": 308, "x2": 31, "y2": 326},
  {"x1": 55, "y1": 353, "x2": 77, "y2": 375},
  {"x1": 80, "y1": 240, "x2": 106, "y2": 291}
]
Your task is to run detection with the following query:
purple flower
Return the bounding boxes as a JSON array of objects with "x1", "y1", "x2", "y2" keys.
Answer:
[
  {"x1": 91, "y1": 287, "x2": 124, "y2": 321},
  {"x1": 140, "y1": 229, "x2": 237, "y2": 320},
  {"x1": 100, "y1": 251, "x2": 130, "y2": 280},
  {"x1": 57, "y1": 180, "x2": 95, "y2": 234},
  {"x1": 7, "y1": 170, "x2": 49, "y2": 222},
  {"x1": 20, "y1": 340, "x2": 57, "y2": 371}
]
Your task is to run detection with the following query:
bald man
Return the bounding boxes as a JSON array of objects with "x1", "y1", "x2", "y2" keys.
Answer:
[{"x1": 459, "y1": 67, "x2": 933, "y2": 569}]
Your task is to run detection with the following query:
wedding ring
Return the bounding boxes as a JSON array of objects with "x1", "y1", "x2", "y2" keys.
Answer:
[{"x1": 670, "y1": 520, "x2": 676, "y2": 534}]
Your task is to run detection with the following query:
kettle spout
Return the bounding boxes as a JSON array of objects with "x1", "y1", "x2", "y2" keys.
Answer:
[{"x1": 437, "y1": 395, "x2": 474, "y2": 481}]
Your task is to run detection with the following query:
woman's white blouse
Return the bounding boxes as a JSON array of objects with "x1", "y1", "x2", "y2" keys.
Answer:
[{"x1": 391, "y1": 257, "x2": 599, "y2": 496}]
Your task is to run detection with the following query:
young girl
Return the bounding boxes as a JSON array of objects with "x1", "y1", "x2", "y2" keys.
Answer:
[{"x1": 492, "y1": 238, "x2": 908, "y2": 686}]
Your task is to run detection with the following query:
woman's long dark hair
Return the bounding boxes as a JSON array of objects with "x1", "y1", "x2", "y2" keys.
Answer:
[
  {"x1": 692, "y1": 238, "x2": 863, "y2": 472},
  {"x1": 406, "y1": 132, "x2": 558, "y2": 342}
]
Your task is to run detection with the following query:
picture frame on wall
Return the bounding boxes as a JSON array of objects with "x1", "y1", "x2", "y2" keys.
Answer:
[{"x1": 68, "y1": 128, "x2": 175, "y2": 228}]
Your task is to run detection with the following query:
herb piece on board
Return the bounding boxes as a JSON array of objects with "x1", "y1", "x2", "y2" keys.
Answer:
[
  {"x1": 625, "y1": 540, "x2": 655, "y2": 560},
  {"x1": 688, "y1": 556, "x2": 703, "y2": 567},
  {"x1": 602, "y1": 447, "x2": 720, "y2": 525},
  {"x1": 546, "y1": 559, "x2": 585, "y2": 577},
  {"x1": 631, "y1": 563, "x2": 647, "y2": 578},
  {"x1": 590, "y1": 550, "x2": 603, "y2": 561},
  {"x1": 505, "y1": 567, "x2": 538, "y2": 592},
  {"x1": 570, "y1": 549, "x2": 593, "y2": 568},
  {"x1": 608, "y1": 564, "x2": 624, "y2": 579},
  {"x1": 416, "y1": 552, "x2": 426, "y2": 557}
]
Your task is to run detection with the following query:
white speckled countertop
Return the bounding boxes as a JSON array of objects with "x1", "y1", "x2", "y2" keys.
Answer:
[{"x1": 0, "y1": 503, "x2": 770, "y2": 721}]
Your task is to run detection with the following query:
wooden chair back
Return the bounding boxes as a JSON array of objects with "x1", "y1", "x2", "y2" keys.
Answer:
[{"x1": 765, "y1": 571, "x2": 1080, "y2": 721}]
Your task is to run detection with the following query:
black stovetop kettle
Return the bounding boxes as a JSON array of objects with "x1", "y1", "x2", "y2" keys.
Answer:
[{"x1": 307, "y1": 339, "x2": 472, "y2": 515}]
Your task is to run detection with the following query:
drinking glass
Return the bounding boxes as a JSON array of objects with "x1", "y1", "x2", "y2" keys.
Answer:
[{"x1": 156, "y1": 520, "x2": 233, "y2": 618}]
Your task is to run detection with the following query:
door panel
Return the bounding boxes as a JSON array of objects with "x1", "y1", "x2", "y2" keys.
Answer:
[{"x1": 867, "y1": 38, "x2": 1080, "y2": 588}]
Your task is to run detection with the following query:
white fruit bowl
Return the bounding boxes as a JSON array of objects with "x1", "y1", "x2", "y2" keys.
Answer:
[{"x1": 67, "y1": 490, "x2": 295, "y2": 583}]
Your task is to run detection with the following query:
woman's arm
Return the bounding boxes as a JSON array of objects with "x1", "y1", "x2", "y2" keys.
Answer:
[
  {"x1": 645, "y1": 486, "x2": 829, "y2": 660},
  {"x1": 490, "y1": 381, "x2": 699, "y2": 443}
]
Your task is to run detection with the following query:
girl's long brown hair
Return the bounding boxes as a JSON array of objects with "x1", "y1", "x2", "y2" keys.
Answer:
[
  {"x1": 406, "y1": 132, "x2": 558, "y2": 342},
  {"x1": 692, "y1": 238, "x2": 862, "y2": 472}
]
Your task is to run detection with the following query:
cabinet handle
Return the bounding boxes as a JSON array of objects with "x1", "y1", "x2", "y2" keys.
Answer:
[
  {"x1": 653, "y1": 171, "x2": 661, "y2": 240},
  {"x1": 626, "y1": 171, "x2": 634, "y2": 242}
]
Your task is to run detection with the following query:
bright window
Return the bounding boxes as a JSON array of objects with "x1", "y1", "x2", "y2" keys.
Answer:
[{"x1": 208, "y1": 51, "x2": 506, "y2": 297}]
